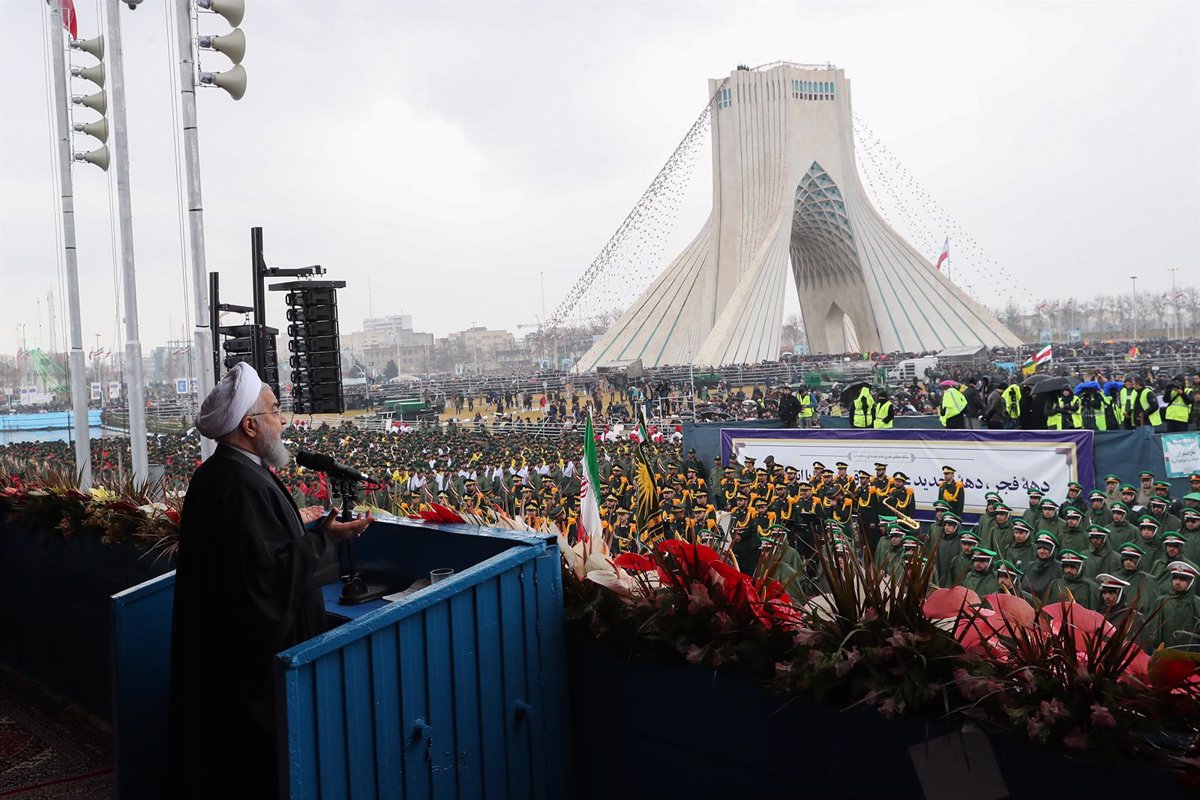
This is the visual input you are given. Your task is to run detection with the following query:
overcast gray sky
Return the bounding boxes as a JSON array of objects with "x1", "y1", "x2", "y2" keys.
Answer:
[{"x1": 1, "y1": 0, "x2": 1197, "y2": 357}]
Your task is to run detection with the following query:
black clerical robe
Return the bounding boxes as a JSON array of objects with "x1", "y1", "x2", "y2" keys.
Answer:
[{"x1": 168, "y1": 445, "x2": 332, "y2": 799}]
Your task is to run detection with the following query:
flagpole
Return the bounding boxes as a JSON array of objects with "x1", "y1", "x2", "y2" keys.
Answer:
[
  {"x1": 105, "y1": 0, "x2": 149, "y2": 484},
  {"x1": 48, "y1": 0, "x2": 93, "y2": 490}
]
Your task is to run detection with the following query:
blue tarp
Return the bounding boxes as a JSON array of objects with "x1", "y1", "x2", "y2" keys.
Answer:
[{"x1": 0, "y1": 410, "x2": 103, "y2": 431}]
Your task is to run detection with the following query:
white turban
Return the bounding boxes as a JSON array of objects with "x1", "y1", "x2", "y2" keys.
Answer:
[{"x1": 195, "y1": 362, "x2": 264, "y2": 440}]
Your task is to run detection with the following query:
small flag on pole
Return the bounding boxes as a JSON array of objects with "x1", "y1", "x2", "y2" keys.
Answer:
[
  {"x1": 61, "y1": 0, "x2": 78, "y2": 40},
  {"x1": 1021, "y1": 345, "x2": 1053, "y2": 376},
  {"x1": 578, "y1": 413, "x2": 603, "y2": 542},
  {"x1": 935, "y1": 237, "x2": 949, "y2": 271}
]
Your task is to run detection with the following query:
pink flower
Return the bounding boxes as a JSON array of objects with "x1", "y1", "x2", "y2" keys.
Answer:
[
  {"x1": 687, "y1": 581, "x2": 714, "y2": 614},
  {"x1": 880, "y1": 697, "x2": 898, "y2": 717},
  {"x1": 846, "y1": 648, "x2": 862, "y2": 667},
  {"x1": 1089, "y1": 703, "x2": 1117, "y2": 728},
  {"x1": 835, "y1": 658, "x2": 854, "y2": 678},
  {"x1": 874, "y1": 646, "x2": 895, "y2": 662},
  {"x1": 1063, "y1": 731, "x2": 1089, "y2": 750},
  {"x1": 1039, "y1": 699, "x2": 1066, "y2": 722},
  {"x1": 686, "y1": 645, "x2": 703, "y2": 664},
  {"x1": 1026, "y1": 717, "x2": 1046, "y2": 740},
  {"x1": 713, "y1": 611, "x2": 734, "y2": 633},
  {"x1": 774, "y1": 661, "x2": 793, "y2": 675},
  {"x1": 793, "y1": 627, "x2": 821, "y2": 647},
  {"x1": 862, "y1": 607, "x2": 879, "y2": 623},
  {"x1": 887, "y1": 629, "x2": 912, "y2": 648}
]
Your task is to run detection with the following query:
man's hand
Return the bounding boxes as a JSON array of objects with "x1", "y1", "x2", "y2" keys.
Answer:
[
  {"x1": 298, "y1": 506, "x2": 326, "y2": 526},
  {"x1": 321, "y1": 511, "x2": 376, "y2": 543}
]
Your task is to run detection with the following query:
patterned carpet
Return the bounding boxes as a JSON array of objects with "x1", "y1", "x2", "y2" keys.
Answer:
[{"x1": 0, "y1": 671, "x2": 112, "y2": 799}]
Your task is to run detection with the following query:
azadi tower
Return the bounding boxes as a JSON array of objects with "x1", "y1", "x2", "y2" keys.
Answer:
[{"x1": 575, "y1": 64, "x2": 1020, "y2": 370}]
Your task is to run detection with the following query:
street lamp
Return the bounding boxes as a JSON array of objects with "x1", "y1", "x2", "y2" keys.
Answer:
[{"x1": 1130, "y1": 276, "x2": 1138, "y2": 341}]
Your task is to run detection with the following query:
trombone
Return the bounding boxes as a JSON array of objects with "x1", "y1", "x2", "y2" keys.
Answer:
[{"x1": 881, "y1": 498, "x2": 921, "y2": 530}]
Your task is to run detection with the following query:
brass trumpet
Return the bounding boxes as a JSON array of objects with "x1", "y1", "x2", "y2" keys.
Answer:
[{"x1": 881, "y1": 498, "x2": 921, "y2": 530}]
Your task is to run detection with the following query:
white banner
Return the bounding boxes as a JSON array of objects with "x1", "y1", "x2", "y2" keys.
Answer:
[
  {"x1": 1163, "y1": 434, "x2": 1200, "y2": 479},
  {"x1": 722, "y1": 429, "x2": 1092, "y2": 516},
  {"x1": 90, "y1": 382, "x2": 102, "y2": 401},
  {"x1": 108, "y1": 381, "x2": 122, "y2": 400}
]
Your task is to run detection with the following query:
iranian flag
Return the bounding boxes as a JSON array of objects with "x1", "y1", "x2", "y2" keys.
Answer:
[
  {"x1": 60, "y1": 0, "x2": 78, "y2": 40},
  {"x1": 935, "y1": 237, "x2": 949, "y2": 271},
  {"x1": 578, "y1": 413, "x2": 603, "y2": 541}
]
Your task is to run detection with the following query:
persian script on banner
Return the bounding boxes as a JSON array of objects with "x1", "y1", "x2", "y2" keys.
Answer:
[
  {"x1": 1162, "y1": 433, "x2": 1200, "y2": 479},
  {"x1": 721, "y1": 428, "x2": 1094, "y2": 517}
]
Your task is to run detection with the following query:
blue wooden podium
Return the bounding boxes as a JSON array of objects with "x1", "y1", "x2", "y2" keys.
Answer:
[{"x1": 111, "y1": 519, "x2": 569, "y2": 800}]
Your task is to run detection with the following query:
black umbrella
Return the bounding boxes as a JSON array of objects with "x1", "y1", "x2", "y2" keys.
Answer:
[
  {"x1": 1030, "y1": 376, "x2": 1073, "y2": 395},
  {"x1": 840, "y1": 381, "x2": 871, "y2": 406},
  {"x1": 1021, "y1": 374, "x2": 1052, "y2": 388}
]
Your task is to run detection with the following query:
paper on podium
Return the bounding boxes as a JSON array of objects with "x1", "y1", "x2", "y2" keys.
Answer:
[{"x1": 383, "y1": 578, "x2": 431, "y2": 602}]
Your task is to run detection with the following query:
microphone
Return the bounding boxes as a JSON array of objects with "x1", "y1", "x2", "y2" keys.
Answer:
[{"x1": 296, "y1": 450, "x2": 378, "y2": 484}]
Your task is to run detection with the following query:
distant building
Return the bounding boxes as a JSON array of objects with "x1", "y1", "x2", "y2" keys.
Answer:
[
  {"x1": 343, "y1": 315, "x2": 434, "y2": 376},
  {"x1": 433, "y1": 327, "x2": 524, "y2": 374}
]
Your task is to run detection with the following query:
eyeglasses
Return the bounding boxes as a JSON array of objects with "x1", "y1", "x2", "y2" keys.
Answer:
[{"x1": 248, "y1": 407, "x2": 287, "y2": 420}]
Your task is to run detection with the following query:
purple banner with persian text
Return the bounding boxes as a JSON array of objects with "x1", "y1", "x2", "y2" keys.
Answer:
[{"x1": 720, "y1": 429, "x2": 1094, "y2": 516}]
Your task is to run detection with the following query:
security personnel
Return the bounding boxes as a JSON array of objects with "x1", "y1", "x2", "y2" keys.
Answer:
[
  {"x1": 1137, "y1": 378, "x2": 1162, "y2": 428},
  {"x1": 873, "y1": 390, "x2": 894, "y2": 429},
  {"x1": 1046, "y1": 387, "x2": 1082, "y2": 430},
  {"x1": 1164, "y1": 382, "x2": 1193, "y2": 432},
  {"x1": 940, "y1": 382, "x2": 968, "y2": 429},
  {"x1": 850, "y1": 384, "x2": 875, "y2": 428},
  {"x1": 1001, "y1": 382, "x2": 1023, "y2": 428},
  {"x1": 1118, "y1": 376, "x2": 1140, "y2": 430},
  {"x1": 797, "y1": 385, "x2": 815, "y2": 427},
  {"x1": 938, "y1": 466, "x2": 965, "y2": 516}
]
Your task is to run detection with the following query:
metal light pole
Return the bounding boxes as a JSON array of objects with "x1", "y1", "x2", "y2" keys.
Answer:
[
  {"x1": 174, "y1": 0, "x2": 216, "y2": 458},
  {"x1": 1130, "y1": 275, "x2": 1138, "y2": 341},
  {"x1": 48, "y1": 0, "x2": 93, "y2": 489},
  {"x1": 104, "y1": 0, "x2": 149, "y2": 483}
]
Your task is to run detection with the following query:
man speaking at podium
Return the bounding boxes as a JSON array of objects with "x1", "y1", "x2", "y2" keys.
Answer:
[{"x1": 168, "y1": 363, "x2": 372, "y2": 799}]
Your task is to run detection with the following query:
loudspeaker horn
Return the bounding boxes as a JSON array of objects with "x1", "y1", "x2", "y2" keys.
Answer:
[
  {"x1": 198, "y1": 27, "x2": 245, "y2": 65},
  {"x1": 74, "y1": 90, "x2": 107, "y2": 115},
  {"x1": 71, "y1": 35, "x2": 105, "y2": 60},
  {"x1": 74, "y1": 145, "x2": 110, "y2": 172},
  {"x1": 71, "y1": 63, "x2": 105, "y2": 88},
  {"x1": 73, "y1": 118, "x2": 109, "y2": 143},
  {"x1": 200, "y1": 64, "x2": 246, "y2": 101},
  {"x1": 197, "y1": 0, "x2": 244, "y2": 27}
]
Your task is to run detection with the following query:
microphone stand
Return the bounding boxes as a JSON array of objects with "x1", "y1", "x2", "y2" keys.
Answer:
[{"x1": 335, "y1": 477, "x2": 392, "y2": 605}]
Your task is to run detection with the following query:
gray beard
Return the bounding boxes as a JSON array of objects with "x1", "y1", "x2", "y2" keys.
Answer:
[{"x1": 257, "y1": 429, "x2": 292, "y2": 469}]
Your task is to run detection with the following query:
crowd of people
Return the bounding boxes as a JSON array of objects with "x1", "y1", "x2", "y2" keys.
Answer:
[{"x1": 4, "y1": 395, "x2": 1200, "y2": 651}]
